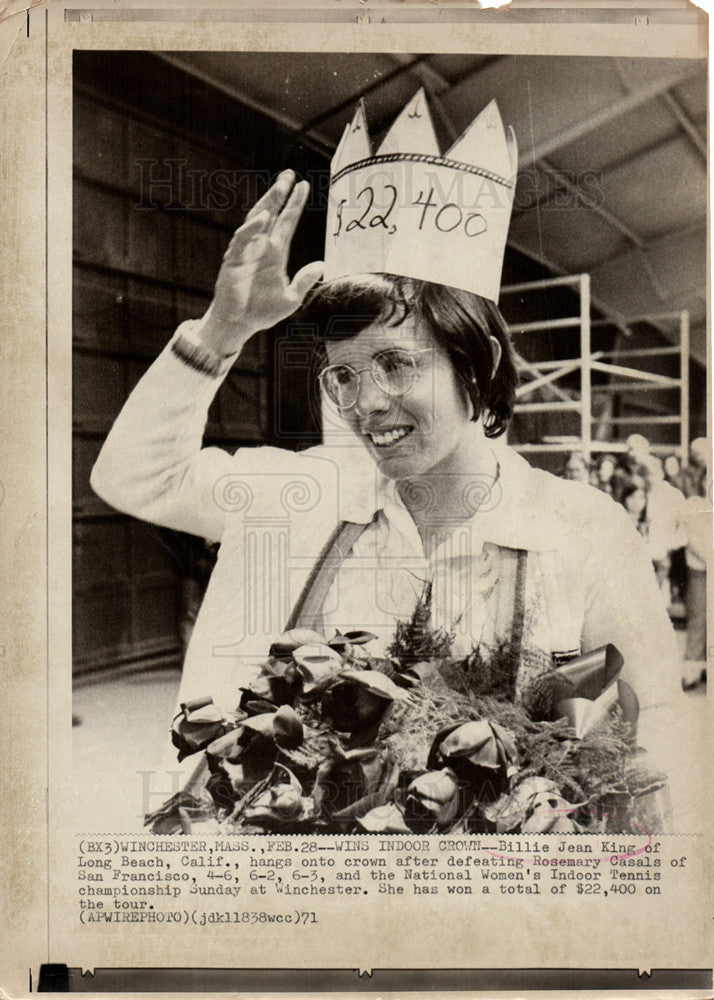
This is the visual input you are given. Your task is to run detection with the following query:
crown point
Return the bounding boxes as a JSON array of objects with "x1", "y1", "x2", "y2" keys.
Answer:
[
  {"x1": 330, "y1": 122, "x2": 351, "y2": 172},
  {"x1": 446, "y1": 99, "x2": 513, "y2": 181},
  {"x1": 506, "y1": 124, "x2": 519, "y2": 174},
  {"x1": 332, "y1": 99, "x2": 371, "y2": 173},
  {"x1": 376, "y1": 87, "x2": 440, "y2": 157}
]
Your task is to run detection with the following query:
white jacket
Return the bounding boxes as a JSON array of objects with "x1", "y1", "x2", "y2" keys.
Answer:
[{"x1": 92, "y1": 325, "x2": 680, "y2": 719}]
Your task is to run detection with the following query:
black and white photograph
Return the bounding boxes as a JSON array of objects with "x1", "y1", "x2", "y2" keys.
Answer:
[
  {"x1": 1, "y1": 3, "x2": 711, "y2": 991},
  {"x1": 71, "y1": 48, "x2": 708, "y2": 836}
]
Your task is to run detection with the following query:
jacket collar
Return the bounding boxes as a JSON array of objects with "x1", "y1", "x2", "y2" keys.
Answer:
[
  {"x1": 461, "y1": 443, "x2": 564, "y2": 551},
  {"x1": 330, "y1": 439, "x2": 567, "y2": 552}
]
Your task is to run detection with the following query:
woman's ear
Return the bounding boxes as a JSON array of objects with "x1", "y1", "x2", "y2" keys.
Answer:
[{"x1": 490, "y1": 335, "x2": 502, "y2": 376}]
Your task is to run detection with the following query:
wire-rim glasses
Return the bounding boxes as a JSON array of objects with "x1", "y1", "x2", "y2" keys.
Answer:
[{"x1": 318, "y1": 348, "x2": 434, "y2": 410}]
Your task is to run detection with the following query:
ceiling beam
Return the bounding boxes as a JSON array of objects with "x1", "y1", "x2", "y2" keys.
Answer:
[
  {"x1": 387, "y1": 54, "x2": 460, "y2": 142},
  {"x1": 659, "y1": 89, "x2": 707, "y2": 162},
  {"x1": 519, "y1": 61, "x2": 701, "y2": 166},
  {"x1": 614, "y1": 58, "x2": 707, "y2": 167},
  {"x1": 512, "y1": 161, "x2": 704, "y2": 311},
  {"x1": 583, "y1": 123, "x2": 705, "y2": 182},
  {"x1": 586, "y1": 218, "x2": 706, "y2": 277},
  {"x1": 388, "y1": 52, "x2": 452, "y2": 95},
  {"x1": 505, "y1": 235, "x2": 701, "y2": 357},
  {"x1": 155, "y1": 52, "x2": 335, "y2": 158},
  {"x1": 366, "y1": 54, "x2": 507, "y2": 141},
  {"x1": 535, "y1": 158, "x2": 647, "y2": 249},
  {"x1": 513, "y1": 121, "x2": 706, "y2": 220},
  {"x1": 504, "y1": 235, "x2": 635, "y2": 339},
  {"x1": 292, "y1": 55, "x2": 431, "y2": 140}
]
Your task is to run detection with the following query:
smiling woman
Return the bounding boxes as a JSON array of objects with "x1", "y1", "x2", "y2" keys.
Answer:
[
  {"x1": 307, "y1": 274, "x2": 517, "y2": 438},
  {"x1": 325, "y1": 322, "x2": 469, "y2": 481},
  {"x1": 305, "y1": 274, "x2": 517, "y2": 520},
  {"x1": 90, "y1": 95, "x2": 681, "y2": 827}
]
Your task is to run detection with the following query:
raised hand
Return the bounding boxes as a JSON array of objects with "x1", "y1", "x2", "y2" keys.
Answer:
[{"x1": 197, "y1": 170, "x2": 324, "y2": 355}]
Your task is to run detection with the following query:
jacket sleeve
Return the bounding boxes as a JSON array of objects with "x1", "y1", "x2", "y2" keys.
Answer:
[
  {"x1": 90, "y1": 324, "x2": 241, "y2": 543},
  {"x1": 581, "y1": 498, "x2": 681, "y2": 709}
]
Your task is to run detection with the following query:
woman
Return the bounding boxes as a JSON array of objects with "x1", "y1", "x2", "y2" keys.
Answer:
[
  {"x1": 563, "y1": 450, "x2": 590, "y2": 484},
  {"x1": 663, "y1": 453, "x2": 683, "y2": 490},
  {"x1": 91, "y1": 170, "x2": 679, "y2": 756},
  {"x1": 593, "y1": 453, "x2": 617, "y2": 497},
  {"x1": 621, "y1": 478, "x2": 649, "y2": 536}
]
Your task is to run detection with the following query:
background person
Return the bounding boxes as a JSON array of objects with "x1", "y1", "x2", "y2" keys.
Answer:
[
  {"x1": 592, "y1": 453, "x2": 619, "y2": 497},
  {"x1": 623, "y1": 433, "x2": 651, "y2": 475},
  {"x1": 620, "y1": 478, "x2": 649, "y2": 538},
  {"x1": 642, "y1": 456, "x2": 687, "y2": 604},
  {"x1": 563, "y1": 449, "x2": 591, "y2": 483},
  {"x1": 681, "y1": 437, "x2": 708, "y2": 499},
  {"x1": 663, "y1": 452, "x2": 683, "y2": 490},
  {"x1": 680, "y1": 441, "x2": 709, "y2": 689}
]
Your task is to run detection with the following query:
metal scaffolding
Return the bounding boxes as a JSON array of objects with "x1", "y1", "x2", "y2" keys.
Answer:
[{"x1": 501, "y1": 274, "x2": 689, "y2": 461}]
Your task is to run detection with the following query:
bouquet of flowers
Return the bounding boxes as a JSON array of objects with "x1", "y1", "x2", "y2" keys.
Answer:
[{"x1": 146, "y1": 587, "x2": 669, "y2": 836}]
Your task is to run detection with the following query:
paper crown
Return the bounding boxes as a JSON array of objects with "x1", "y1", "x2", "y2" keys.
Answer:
[{"x1": 323, "y1": 89, "x2": 518, "y2": 303}]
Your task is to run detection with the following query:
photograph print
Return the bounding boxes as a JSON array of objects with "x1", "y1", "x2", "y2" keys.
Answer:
[{"x1": 71, "y1": 49, "x2": 708, "y2": 836}]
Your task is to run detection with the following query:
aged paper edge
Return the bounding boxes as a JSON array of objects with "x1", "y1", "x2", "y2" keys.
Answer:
[{"x1": 1, "y1": 0, "x2": 711, "y2": 997}]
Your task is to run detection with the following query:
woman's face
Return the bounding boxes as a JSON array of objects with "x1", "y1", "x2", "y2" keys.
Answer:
[
  {"x1": 565, "y1": 456, "x2": 588, "y2": 482},
  {"x1": 599, "y1": 458, "x2": 614, "y2": 482},
  {"x1": 624, "y1": 487, "x2": 646, "y2": 515},
  {"x1": 323, "y1": 316, "x2": 476, "y2": 480}
]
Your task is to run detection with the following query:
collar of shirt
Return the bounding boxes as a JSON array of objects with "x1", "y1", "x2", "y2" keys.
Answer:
[{"x1": 322, "y1": 439, "x2": 564, "y2": 552}]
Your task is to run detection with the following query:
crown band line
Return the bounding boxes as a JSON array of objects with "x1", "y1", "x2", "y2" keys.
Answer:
[{"x1": 330, "y1": 152, "x2": 514, "y2": 190}]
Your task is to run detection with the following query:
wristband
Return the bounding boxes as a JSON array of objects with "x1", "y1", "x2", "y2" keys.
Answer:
[{"x1": 171, "y1": 321, "x2": 237, "y2": 378}]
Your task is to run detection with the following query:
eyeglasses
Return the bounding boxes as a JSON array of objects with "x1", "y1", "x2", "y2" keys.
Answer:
[{"x1": 318, "y1": 348, "x2": 434, "y2": 410}]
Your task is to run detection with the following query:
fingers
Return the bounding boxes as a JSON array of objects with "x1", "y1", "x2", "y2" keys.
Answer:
[
  {"x1": 245, "y1": 169, "x2": 297, "y2": 224},
  {"x1": 228, "y1": 170, "x2": 307, "y2": 268},
  {"x1": 221, "y1": 210, "x2": 271, "y2": 264},
  {"x1": 271, "y1": 179, "x2": 310, "y2": 251},
  {"x1": 220, "y1": 171, "x2": 315, "y2": 297},
  {"x1": 289, "y1": 260, "x2": 325, "y2": 304}
]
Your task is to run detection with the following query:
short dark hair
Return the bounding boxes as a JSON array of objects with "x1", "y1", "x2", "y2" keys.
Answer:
[{"x1": 301, "y1": 274, "x2": 518, "y2": 439}]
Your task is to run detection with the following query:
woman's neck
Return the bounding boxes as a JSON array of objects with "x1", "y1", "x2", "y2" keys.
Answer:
[{"x1": 396, "y1": 424, "x2": 498, "y2": 553}]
